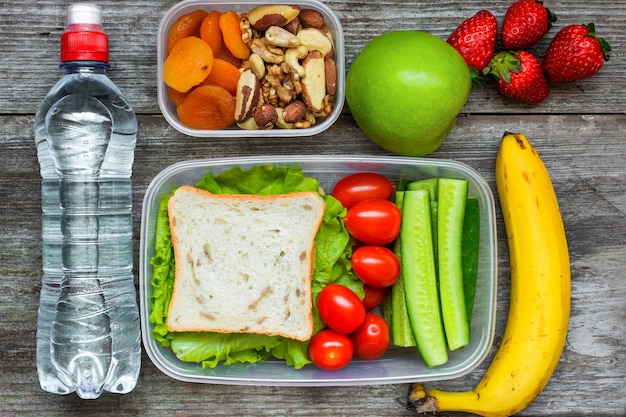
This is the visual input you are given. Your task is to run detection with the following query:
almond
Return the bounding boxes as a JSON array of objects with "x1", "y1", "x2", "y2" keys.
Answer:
[
  {"x1": 299, "y1": 9, "x2": 325, "y2": 29},
  {"x1": 324, "y1": 58, "x2": 337, "y2": 96},
  {"x1": 283, "y1": 17, "x2": 301, "y2": 35},
  {"x1": 275, "y1": 107, "x2": 294, "y2": 129}
]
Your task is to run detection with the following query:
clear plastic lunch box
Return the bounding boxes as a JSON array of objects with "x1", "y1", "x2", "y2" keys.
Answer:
[
  {"x1": 139, "y1": 155, "x2": 497, "y2": 386},
  {"x1": 157, "y1": 0, "x2": 345, "y2": 137}
]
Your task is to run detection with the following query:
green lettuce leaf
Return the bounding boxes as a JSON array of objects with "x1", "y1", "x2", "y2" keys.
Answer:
[
  {"x1": 171, "y1": 332, "x2": 278, "y2": 369},
  {"x1": 149, "y1": 165, "x2": 361, "y2": 369}
]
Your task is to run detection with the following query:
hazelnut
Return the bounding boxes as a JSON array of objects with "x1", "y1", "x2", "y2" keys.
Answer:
[
  {"x1": 283, "y1": 100, "x2": 307, "y2": 123},
  {"x1": 254, "y1": 104, "x2": 278, "y2": 129}
]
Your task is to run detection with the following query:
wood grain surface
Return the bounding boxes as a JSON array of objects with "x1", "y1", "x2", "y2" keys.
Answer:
[{"x1": 0, "y1": 1, "x2": 624, "y2": 416}]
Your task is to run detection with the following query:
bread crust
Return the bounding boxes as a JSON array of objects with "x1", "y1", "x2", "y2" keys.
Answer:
[{"x1": 165, "y1": 185, "x2": 325, "y2": 341}]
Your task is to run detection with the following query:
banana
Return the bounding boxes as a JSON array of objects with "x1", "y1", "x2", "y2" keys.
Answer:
[{"x1": 407, "y1": 132, "x2": 571, "y2": 417}]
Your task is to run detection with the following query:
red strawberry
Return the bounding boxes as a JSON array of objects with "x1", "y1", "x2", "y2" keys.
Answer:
[
  {"x1": 542, "y1": 23, "x2": 611, "y2": 82},
  {"x1": 501, "y1": 0, "x2": 557, "y2": 50},
  {"x1": 447, "y1": 10, "x2": 498, "y2": 76},
  {"x1": 488, "y1": 50, "x2": 549, "y2": 104}
]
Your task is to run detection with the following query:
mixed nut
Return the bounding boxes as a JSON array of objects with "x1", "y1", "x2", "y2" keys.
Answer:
[
  {"x1": 237, "y1": 4, "x2": 337, "y2": 130},
  {"x1": 164, "y1": 4, "x2": 338, "y2": 131}
]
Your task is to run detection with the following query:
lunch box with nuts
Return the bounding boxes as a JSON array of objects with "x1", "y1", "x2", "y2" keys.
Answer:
[{"x1": 157, "y1": 0, "x2": 345, "y2": 137}]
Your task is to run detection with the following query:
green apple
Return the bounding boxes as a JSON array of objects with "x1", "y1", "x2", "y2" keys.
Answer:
[{"x1": 346, "y1": 31, "x2": 471, "y2": 156}]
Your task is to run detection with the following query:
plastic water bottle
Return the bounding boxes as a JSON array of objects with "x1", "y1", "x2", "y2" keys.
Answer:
[{"x1": 34, "y1": 3, "x2": 140, "y2": 399}]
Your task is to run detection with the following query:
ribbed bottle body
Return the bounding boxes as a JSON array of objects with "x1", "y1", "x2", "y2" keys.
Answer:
[{"x1": 34, "y1": 62, "x2": 140, "y2": 399}]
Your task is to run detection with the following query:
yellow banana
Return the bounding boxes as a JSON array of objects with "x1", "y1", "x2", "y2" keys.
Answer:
[{"x1": 407, "y1": 132, "x2": 571, "y2": 417}]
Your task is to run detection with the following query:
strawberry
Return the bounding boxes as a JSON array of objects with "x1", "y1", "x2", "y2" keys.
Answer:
[
  {"x1": 542, "y1": 23, "x2": 611, "y2": 82},
  {"x1": 501, "y1": 0, "x2": 557, "y2": 50},
  {"x1": 488, "y1": 50, "x2": 549, "y2": 104},
  {"x1": 447, "y1": 10, "x2": 498, "y2": 76}
]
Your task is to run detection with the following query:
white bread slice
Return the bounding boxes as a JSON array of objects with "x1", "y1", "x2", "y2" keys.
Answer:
[{"x1": 165, "y1": 185, "x2": 325, "y2": 341}]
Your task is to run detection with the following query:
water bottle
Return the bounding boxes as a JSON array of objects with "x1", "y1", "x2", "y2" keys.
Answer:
[{"x1": 34, "y1": 3, "x2": 140, "y2": 399}]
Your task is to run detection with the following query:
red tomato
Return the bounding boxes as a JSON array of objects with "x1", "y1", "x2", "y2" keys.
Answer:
[
  {"x1": 309, "y1": 329, "x2": 354, "y2": 370},
  {"x1": 351, "y1": 313, "x2": 390, "y2": 361},
  {"x1": 362, "y1": 284, "x2": 388, "y2": 311},
  {"x1": 332, "y1": 172, "x2": 394, "y2": 208},
  {"x1": 351, "y1": 245, "x2": 401, "y2": 288},
  {"x1": 344, "y1": 199, "x2": 402, "y2": 245},
  {"x1": 317, "y1": 284, "x2": 366, "y2": 334}
]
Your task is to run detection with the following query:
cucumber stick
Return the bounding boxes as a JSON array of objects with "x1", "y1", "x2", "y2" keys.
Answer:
[
  {"x1": 401, "y1": 190, "x2": 448, "y2": 367},
  {"x1": 437, "y1": 178, "x2": 470, "y2": 350},
  {"x1": 406, "y1": 177, "x2": 438, "y2": 199},
  {"x1": 406, "y1": 178, "x2": 439, "y2": 262},
  {"x1": 462, "y1": 197, "x2": 480, "y2": 322},
  {"x1": 390, "y1": 191, "x2": 416, "y2": 347}
]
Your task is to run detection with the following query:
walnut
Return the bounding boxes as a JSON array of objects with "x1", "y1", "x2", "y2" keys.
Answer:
[
  {"x1": 260, "y1": 79, "x2": 279, "y2": 108},
  {"x1": 265, "y1": 63, "x2": 302, "y2": 107},
  {"x1": 239, "y1": 14, "x2": 253, "y2": 46}
]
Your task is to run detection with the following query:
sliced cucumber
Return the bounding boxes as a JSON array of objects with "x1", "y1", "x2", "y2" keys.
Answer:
[
  {"x1": 390, "y1": 191, "x2": 416, "y2": 347},
  {"x1": 407, "y1": 178, "x2": 439, "y2": 262},
  {"x1": 437, "y1": 178, "x2": 470, "y2": 351},
  {"x1": 462, "y1": 197, "x2": 480, "y2": 323},
  {"x1": 401, "y1": 190, "x2": 448, "y2": 367},
  {"x1": 406, "y1": 177, "x2": 438, "y2": 200},
  {"x1": 398, "y1": 177, "x2": 414, "y2": 192}
]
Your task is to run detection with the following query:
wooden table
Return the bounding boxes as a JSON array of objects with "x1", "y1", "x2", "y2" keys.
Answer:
[{"x1": 1, "y1": 1, "x2": 624, "y2": 415}]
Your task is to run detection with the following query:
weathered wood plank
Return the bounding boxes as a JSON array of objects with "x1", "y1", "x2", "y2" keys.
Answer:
[
  {"x1": 1, "y1": 112, "x2": 624, "y2": 416},
  {"x1": 1, "y1": 0, "x2": 625, "y2": 414},
  {"x1": 0, "y1": 1, "x2": 624, "y2": 114}
]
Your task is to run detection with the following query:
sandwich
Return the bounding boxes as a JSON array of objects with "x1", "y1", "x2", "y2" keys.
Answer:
[{"x1": 165, "y1": 185, "x2": 326, "y2": 342}]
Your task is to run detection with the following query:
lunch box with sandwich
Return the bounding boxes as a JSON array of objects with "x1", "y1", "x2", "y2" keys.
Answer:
[{"x1": 139, "y1": 155, "x2": 498, "y2": 386}]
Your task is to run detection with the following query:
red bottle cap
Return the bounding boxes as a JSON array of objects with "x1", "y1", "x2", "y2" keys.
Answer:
[{"x1": 60, "y1": 3, "x2": 108, "y2": 63}]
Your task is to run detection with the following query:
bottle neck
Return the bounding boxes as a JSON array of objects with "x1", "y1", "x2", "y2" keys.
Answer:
[{"x1": 61, "y1": 61, "x2": 109, "y2": 74}]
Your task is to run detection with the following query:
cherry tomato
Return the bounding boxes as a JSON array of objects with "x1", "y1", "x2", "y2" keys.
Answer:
[
  {"x1": 351, "y1": 313, "x2": 390, "y2": 361},
  {"x1": 362, "y1": 284, "x2": 388, "y2": 311},
  {"x1": 332, "y1": 172, "x2": 394, "y2": 208},
  {"x1": 344, "y1": 199, "x2": 402, "y2": 245},
  {"x1": 309, "y1": 329, "x2": 354, "y2": 370},
  {"x1": 351, "y1": 245, "x2": 401, "y2": 288},
  {"x1": 317, "y1": 284, "x2": 366, "y2": 334}
]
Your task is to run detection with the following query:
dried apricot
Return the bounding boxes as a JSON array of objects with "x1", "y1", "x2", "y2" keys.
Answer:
[
  {"x1": 177, "y1": 85, "x2": 236, "y2": 130},
  {"x1": 164, "y1": 36, "x2": 214, "y2": 93},
  {"x1": 219, "y1": 10, "x2": 251, "y2": 60},
  {"x1": 167, "y1": 9, "x2": 208, "y2": 53},
  {"x1": 200, "y1": 10, "x2": 224, "y2": 53},
  {"x1": 214, "y1": 46, "x2": 242, "y2": 68},
  {"x1": 167, "y1": 87, "x2": 189, "y2": 107},
  {"x1": 199, "y1": 59, "x2": 241, "y2": 96}
]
